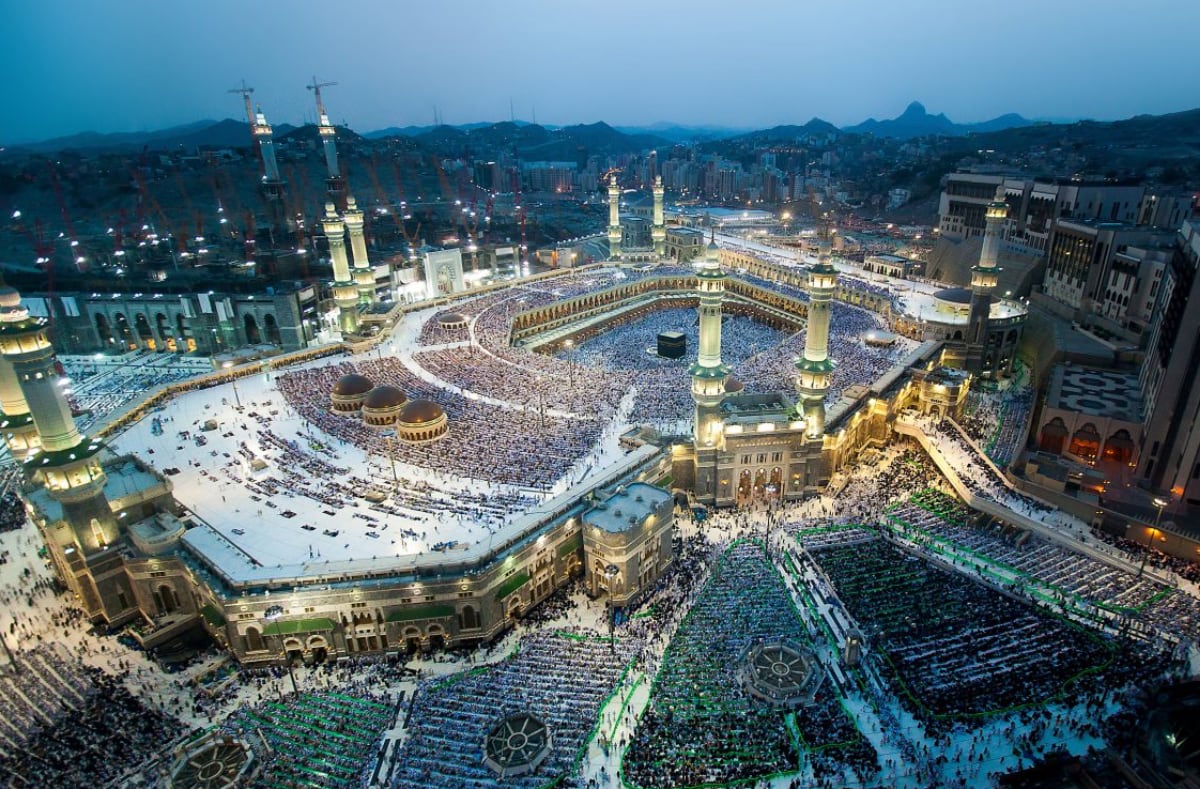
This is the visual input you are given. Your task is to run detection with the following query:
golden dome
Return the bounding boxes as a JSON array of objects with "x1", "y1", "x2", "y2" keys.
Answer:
[
  {"x1": 0, "y1": 286, "x2": 21, "y2": 308},
  {"x1": 332, "y1": 373, "x2": 374, "y2": 397},
  {"x1": 398, "y1": 399, "x2": 445, "y2": 425},
  {"x1": 363, "y1": 385, "x2": 408, "y2": 411}
]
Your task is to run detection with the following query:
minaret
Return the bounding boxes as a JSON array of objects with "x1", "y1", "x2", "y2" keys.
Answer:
[
  {"x1": 607, "y1": 174, "x2": 622, "y2": 261},
  {"x1": 796, "y1": 226, "x2": 838, "y2": 438},
  {"x1": 651, "y1": 175, "x2": 666, "y2": 257},
  {"x1": 0, "y1": 289, "x2": 116, "y2": 553},
  {"x1": 690, "y1": 233, "x2": 730, "y2": 473},
  {"x1": 252, "y1": 105, "x2": 289, "y2": 237},
  {"x1": 966, "y1": 185, "x2": 1007, "y2": 374},
  {"x1": 343, "y1": 195, "x2": 376, "y2": 306},
  {"x1": 322, "y1": 203, "x2": 359, "y2": 335},
  {"x1": 309, "y1": 77, "x2": 348, "y2": 211},
  {"x1": 0, "y1": 285, "x2": 39, "y2": 458}
]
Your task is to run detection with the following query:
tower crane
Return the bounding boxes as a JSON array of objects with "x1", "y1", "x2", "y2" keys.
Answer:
[
  {"x1": 306, "y1": 76, "x2": 337, "y2": 121},
  {"x1": 228, "y1": 80, "x2": 255, "y2": 128}
]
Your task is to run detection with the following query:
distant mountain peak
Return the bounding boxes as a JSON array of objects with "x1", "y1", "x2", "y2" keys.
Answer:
[{"x1": 844, "y1": 102, "x2": 1032, "y2": 139}]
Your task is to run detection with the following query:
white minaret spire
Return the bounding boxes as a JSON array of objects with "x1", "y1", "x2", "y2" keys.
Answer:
[
  {"x1": 966, "y1": 184, "x2": 1008, "y2": 373},
  {"x1": 690, "y1": 230, "x2": 730, "y2": 448},
  {"x1": 308, "y1": 76, "x2": 347, "y2": 210},
  {"x1": 652, "y1": 175, "x2": 666, "y2": 257},
  {"x1": 252, "y1": 106, "x2": 281, "y2": 183},
  {"x1": 322, "y1": 202, "x2": 359, "y2": 334},
  {"x1": 796, "y1": 222, "x2": 838, "y2": 438},
  {"x1": 607, "y1": 173, "x2": 622, "y2": 261},
  {"x1": 343, "y1": 195, "x2": 375, "y2": 306}
]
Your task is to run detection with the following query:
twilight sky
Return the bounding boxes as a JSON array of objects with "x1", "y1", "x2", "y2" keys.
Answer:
[{"x1": 2, "y1": 0, "x2": 1197, "y2": 143}]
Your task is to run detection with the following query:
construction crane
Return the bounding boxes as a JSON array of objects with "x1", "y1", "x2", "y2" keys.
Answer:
[
  {"x1": 228, "y1": 80, "x2": 255, "y2": 127},
  {"x1": 306, "y1": 76, "x2": 337, "y2": 120},
  {"x1": 431, "y1": 156, "x2": 454, "y2": 202}
]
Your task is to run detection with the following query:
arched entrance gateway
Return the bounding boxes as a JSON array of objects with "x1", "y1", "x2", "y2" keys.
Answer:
[
  {"x1": 307, "y1": 635, "x2": 328, "y2": 664},
  {"x1": 1102, "y1": 429, "x2": 1136, "y2": 464},
  {"x1": 94, "y1": 313, "x2": 115, "y2": 346},
  {"x1": 738, "y1": 470, "x2": 752, "y2": 501},
  {"x1": 1039, "y1": 417, "x2": 1069, "y2": 454},
  {"x1": 283, "y1": 637, "x2": 303, "y2": 664},
  {"x1": 263, "y1": 313, "x2": 281, "y2": 344},
  {"x1": 134, "y1": 313, "x2": 155, "y2": 349},
  {"x1": 243, "y1": 314, "x2": 261, "y2": 344},
  {"x1": 1068, "y1": 423, "x2": 1102, "y2": 461}
]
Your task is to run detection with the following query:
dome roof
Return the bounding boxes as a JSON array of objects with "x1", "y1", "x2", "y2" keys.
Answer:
[
  {"x1": 437, "y1": 311, "x2": 468, "y2": 326},
  {"x1": 332, "y1": 373, "x2": 374, "y2": 397},
  {"x1": 0, "y1": 286, "x2": 21, "y2": 308},
  {"x1": 724, "y1": 377, "x2": 745, "y2": 393},
  {"x1": 363, "y1": 385, "x2": 407, "y2": 410},
  {"x1": 398, "y1": 399, "x2": 445, "y2": 424},
  {"x1": 933, "y1": 287, "x2": 973, "y2": 304}
]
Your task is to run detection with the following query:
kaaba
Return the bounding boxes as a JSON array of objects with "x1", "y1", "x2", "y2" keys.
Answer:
[{"x1": 657, "y1": 331, "x2": 686, "y2": 359}]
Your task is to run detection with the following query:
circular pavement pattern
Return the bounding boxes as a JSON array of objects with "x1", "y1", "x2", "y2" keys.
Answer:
[
  {"x1": 740, "y1": 639, "x2": 823, "y2": 706},
  {"x1": 484, "y1": 713, "x2": 553, "y2": 778}
]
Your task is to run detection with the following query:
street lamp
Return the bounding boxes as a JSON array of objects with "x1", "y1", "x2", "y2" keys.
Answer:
[
  {"x1": 564, "y1": 340, "x2": 575, "y2": 403},
  {"x1": 221, "y1": 361, "x2": 242, "y2": 407},
  {"x1": 1138, "y1": 497, "x2": 1168, "y2": 577}
]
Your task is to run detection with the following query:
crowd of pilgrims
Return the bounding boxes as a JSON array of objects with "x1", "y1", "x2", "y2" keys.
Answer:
[
  {"x1": 393, "y1": 630, "x2": 640, "y2": 789},
  {"x1": 221, "y1": 689, "x2": 394, "y2": 789},
  {"x1": 0, "y1": 644, "x2": 187, "y2": 788},
  {"x1": 1090, "y1": 527, "x2": 1200, "y2": 584},
  {"x1": 198, "y1": 413, "x2": 539, "y2": 553},
  {"x1": 0, "y1": 467, "x2": 25, "y2": 533},
  {"x1": 624, "y1": 540, "x2": 878, "y2": 789},
  {"x1": 956, "y1": 383, "x2": 1035, "y2": 469},
  {"x1": 804, "y1": 535, "x2": 1130, "y2": 736},
  {"x1": 276, "y1": 356, "x2": 604, "y2": 490},
  {"x1": 60, "y1": 350, "x2": 214, "y2": 433},
  {"x1": 886, "y1": 489, "x2": 1200, "y2": 644}
]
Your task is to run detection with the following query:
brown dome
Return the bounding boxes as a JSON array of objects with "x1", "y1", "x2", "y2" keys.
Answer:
[
  {"x1": 332, "y1": 373, "x2": 374, "y2": 397},
  {"x1": 724, "y1": 377, "x2": 744, "y2": 393},
  {"x1": 363, "y1": 385, "x2": 408, "y2": 410},
  {"x1": 398, "y1": 399, "x2": 445, "y2": 424}
]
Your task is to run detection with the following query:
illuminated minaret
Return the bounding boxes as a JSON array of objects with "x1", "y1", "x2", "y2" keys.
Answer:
[
  {"x1": 690, "y1": 233, "x2": 730, "y2": 465},
  {"x1": 308, "y1": 77, "x2": 347, "y2": 211},
  {"x1": 607, "y1": 174, "x2": 622, "y2": 261},
  {"x1": 796, "y1": 226, "x2": 838, "y2": 438},
  {"x1": 343, "y1": 195, "x2": 375, "y2": 306},
  {"x1": 0, "y1": 288, "x2": 116, "y2": 555},
  {"x1": 966, "y1": 185, "x2": 1007, "y2": 374},
  {"x1": 651, "y1": 175, "x2": 666, "y2": 257},
  {"x1": 322, "y1": 203, "x2": 359, "y2": 335},
  {"x1": 251, "y1": 105, "x2": 289, "y2": 237},
  {"x1": 0, "y1": 285, "x2": 39, "y2": 457},
  {"x1": 252, "y1": 106, "x2": 281, "y2": 183}
]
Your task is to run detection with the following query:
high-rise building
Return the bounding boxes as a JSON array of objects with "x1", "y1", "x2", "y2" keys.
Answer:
[{"x1": 1136, "y1": 218, "x2": 1200, "y2": 505}]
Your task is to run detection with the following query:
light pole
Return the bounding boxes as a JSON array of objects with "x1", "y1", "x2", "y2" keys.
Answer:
[
  {"x1": 1138, "y1": 497, "x2": 1168, "y2": 577},
  {"x1": 222, "y1": 361, "x2": 242, "y2": 407},
  {"x1": 564, "y1": 340, "x2": 574, "y2": 405}
]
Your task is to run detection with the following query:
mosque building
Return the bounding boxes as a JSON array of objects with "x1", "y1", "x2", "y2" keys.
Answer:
[{"x1": 7, "y1": 192, "x2": 1023, "y2": 663}]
